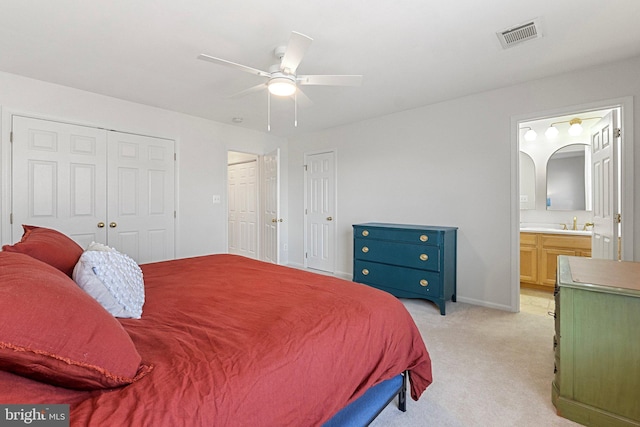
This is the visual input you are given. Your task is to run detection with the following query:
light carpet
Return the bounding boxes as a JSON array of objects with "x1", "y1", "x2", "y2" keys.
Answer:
[{"x1": 369, "y1": 299, "x2": 581, "y2": 427}]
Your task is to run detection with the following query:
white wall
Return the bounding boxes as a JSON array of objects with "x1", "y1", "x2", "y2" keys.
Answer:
[
  {"x1": 0, "y1": 71, "x2": 288, "y2": 259},
  {"x1": 287, "y1": 54, "x2": 640, "y2": 312}
]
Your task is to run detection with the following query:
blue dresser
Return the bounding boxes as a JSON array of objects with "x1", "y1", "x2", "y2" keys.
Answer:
[{"x1": 352, "y1": 223, "x2": 457, "y2": 315}]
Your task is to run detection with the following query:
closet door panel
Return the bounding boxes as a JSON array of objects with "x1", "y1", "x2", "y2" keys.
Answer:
[
  {"x1": 107, "y1": 131, "x2": 175, "y2": 263},
  {"x1": 11, "y1": 116, "x2": 107, "y2": 248}
]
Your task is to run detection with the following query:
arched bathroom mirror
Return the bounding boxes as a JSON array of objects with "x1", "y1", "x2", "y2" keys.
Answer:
[
  {"x1": 519, "y1": 152, "x2": 535, "y2": 210},
  {"x1": 546, "y1": 144, "x2": 591, "y2": 211}
]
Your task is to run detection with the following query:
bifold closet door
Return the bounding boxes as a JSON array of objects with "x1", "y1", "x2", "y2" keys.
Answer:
[
  {"x1": 11, "y1": 116, "x2": 108, "y2": 249},
  {"x1": 107, "y1": 131, "x2": 175, "y2": 263},
  {"x1": 11, "y1": 116, "x2": 175, "y2": 263}
]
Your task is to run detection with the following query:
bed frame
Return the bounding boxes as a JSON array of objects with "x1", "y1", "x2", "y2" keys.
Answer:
[{"x1": 323, "y1": 371, "x2": 407, "y2": 426}]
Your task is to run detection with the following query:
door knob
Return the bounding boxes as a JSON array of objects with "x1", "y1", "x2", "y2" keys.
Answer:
[
  {"x1": 109, "y1": 222, "x2": 117, "y2": 228},
  {"x1": 97, "y1": 222, "x2": 105, "y2": 228},
  {"x1": 326, "y1": 216, "x2": 333, "y2": 221}
]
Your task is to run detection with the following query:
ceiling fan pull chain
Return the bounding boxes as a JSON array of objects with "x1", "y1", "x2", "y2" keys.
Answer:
[
  {"x1": 294, "y1": 92, "x2": 298, "y2": 127},
  {"x1": 267, "y1": 92, "x2": 271, "y2": 132}
]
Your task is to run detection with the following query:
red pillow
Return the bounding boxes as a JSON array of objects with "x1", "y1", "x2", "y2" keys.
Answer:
[
  {"x1": 2, "y1": 225, "x2": 83, "y2": 277},
  {"x1": 0, "y1": 252, "x2": 151, "y2": 389}
]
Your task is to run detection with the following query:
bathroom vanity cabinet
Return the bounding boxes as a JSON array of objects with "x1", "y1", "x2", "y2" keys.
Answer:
[
  {"x1": 520, "y1": 232, "x2": 591, "y2": 290},
  {"x1": 553, "y1": 256, "x2": 640, "y2": 426}
]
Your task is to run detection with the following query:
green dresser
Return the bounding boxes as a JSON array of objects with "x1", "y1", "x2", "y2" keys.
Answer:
[
  {"x1": 352, "y1": 223, "x2": 457, "y2": 315},
  {"x1": 553, "y1": 256, "x2": 640, "y2": 426}
]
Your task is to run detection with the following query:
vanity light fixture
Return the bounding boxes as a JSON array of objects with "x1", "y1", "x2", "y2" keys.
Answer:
[
  {"x1": 521, "y1": 126, "x2": 537, "y2": 141},
  {"x1": 544, "y1": 116, "x2": 601, "y2": 138}
]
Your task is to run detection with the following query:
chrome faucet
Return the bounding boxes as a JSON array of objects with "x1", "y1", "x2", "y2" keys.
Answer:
[{"x1": 573, "y1": 216, "x2": 577, "y2": 231}]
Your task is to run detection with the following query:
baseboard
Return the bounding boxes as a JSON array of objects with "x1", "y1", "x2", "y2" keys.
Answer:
[
  {"x1": 455, "y1": 296, "x2": 515, "y2": 313},
  {"x1": 284, "y1": 262, "x2": 352, "y2": 281}
]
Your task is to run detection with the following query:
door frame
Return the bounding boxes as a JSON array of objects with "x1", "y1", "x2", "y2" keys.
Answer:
[
  {"x1": 226, "y1": 149, "x2": 283, "y2": 264},
  {"x1": 510, "y1": 96, "x2": 634, "y2": 312},
  {"x1": 303, "y1": 148, "x2": 338, "y2": 272}
]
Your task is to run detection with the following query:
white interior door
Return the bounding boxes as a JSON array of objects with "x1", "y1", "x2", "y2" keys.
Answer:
[
  {"x1": 305, "y1": 151, "x2": 336, "y2": 273},
  {"x1": 590, "y1": 111, "x2": 619, "y2": 260},
  {"x1": 228, "y1": 160, "x2": 258, "y2": 259},
  {"x1": 11, "y1": 116, "x2": 107, "y2": 249},
  {"x1": 262, "y1": 149, "x2": 280, "y2": 264},
  {"x1": 107, "y1": 131, "x2": 175, "y2": 263}
]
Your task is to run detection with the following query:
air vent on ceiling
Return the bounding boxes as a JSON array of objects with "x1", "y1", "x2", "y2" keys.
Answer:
[{"x1": 497, "y1": 18, "x2": 542, "y2": 49}]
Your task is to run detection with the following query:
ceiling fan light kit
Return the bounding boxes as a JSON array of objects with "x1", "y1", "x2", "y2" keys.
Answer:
[
  {"x1": 267, "y1": 75, "x2": 297, "y2": 96},
  {"x1": 198, "y1": 31, "x2": 363, "y2": 131}
]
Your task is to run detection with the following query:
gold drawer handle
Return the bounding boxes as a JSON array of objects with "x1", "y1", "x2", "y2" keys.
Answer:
[
  {"x1": 362, "y1": 269, "x2": 369, "y2": 276},
  {"x1": 362, "y1": 230, "x2": 369, "y2": 237},
  {"x1": 420, "y1": 279, "x2": 429, "y2": 287},
  {"x1": 361, "y1": 246, "x2": 369, "y2": 253},
  {"x1": 419, "y1": 254, "x2": 428, "y2": 261},
  {"x1": 419, "y1": 234, "x2": 428, "y2": 242}
]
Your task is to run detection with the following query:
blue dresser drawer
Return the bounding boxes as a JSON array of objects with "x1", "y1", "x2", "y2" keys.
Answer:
[
  {"x1": 354, "y1": 260, "x2": 441, "y2": 297},
  {"x1": 354, "y1": 238, "x2": 440, "y2": 271},
  {"x1": 353, "y1": 225, "x2": 440, "y2": 245}
]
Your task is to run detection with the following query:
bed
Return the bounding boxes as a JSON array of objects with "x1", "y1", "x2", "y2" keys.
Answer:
[{"x1": 0, "y1": 226, "x2": 432, "y2": 426}]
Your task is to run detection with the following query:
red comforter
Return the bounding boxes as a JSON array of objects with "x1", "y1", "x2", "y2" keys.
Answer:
[{"x1": 0, "y1": 254, "x2": 432, "y2": 426}]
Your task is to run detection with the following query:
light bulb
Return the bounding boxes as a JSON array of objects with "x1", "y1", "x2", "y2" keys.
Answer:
[
  {"x1": 268, "y1": 77, "x2": 296, "y2": 96},
  {"x1": 568, "y1": 123, "x2": 583, "y2": 136},
  {"x1": 545, "y1": 125, "x2": 559, "y2": 138},
  {"x1": 524, "y1": 129, "x2": 537, "y2": 141}
]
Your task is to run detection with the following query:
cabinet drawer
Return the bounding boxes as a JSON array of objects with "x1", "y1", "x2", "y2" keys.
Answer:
[
  {"x1": 354, "y1": 238, "x2": 440, "y2": 271},
  {"x1": 541, "y1": 234, "x2": 591, "y2": 251},
  {"x1": 354, "y1": 226, "x2": 440, "y2": 245},
  {"x1": 354, "y1": 260, "x2": 441, "y2": 297}
]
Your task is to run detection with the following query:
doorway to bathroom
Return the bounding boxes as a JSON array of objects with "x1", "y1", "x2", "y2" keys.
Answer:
[{"x1": 512, "y1": 97, "x2": 635, "y2": 310}]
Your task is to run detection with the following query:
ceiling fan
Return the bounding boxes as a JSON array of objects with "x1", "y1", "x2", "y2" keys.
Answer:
[{"x1": 197, "y1": 31, "x2": 363, "y2": 129}]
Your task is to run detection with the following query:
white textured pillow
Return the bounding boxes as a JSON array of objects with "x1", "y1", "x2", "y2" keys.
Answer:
[
  {"x1": 72, "y1": 248, "x2": 144, "y2": 319},
  {"x1": 86, "y1": 241, "x2": 116, "y2": 252}
]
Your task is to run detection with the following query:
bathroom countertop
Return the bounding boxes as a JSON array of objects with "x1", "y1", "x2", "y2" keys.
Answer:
[{"x1": 520, "y1": 227, "x2": 592, "y2": 236}]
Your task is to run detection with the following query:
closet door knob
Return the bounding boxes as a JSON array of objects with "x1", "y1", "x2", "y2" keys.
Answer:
[
  {"x1": 97, "y1": 222, "x2": 105, "y2": 228},
  {"x1": 109, "y1": 222, "x2": 117, "y2": 228}
]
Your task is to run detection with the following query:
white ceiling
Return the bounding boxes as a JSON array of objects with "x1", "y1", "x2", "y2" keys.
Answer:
[{"x1": 2, "y1": 1, "x2": 640, "y2": 137}]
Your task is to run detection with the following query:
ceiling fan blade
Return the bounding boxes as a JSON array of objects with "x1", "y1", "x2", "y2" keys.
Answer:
[
  {"x1": 280, "y1": 32, "x2": 313, "y2": 73},
  {"x1": 297, "y1": 74, "x2": 363, "y2": 86},
  {"x1": 295, "y1": 88, "x2": 313, "y2": 107},
  {"x1": 197, "y1": 54, "x2": 271, "y2": 78},
  {"x1": 228, "y1": 83, "x2": 267, "y2": 99}
]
